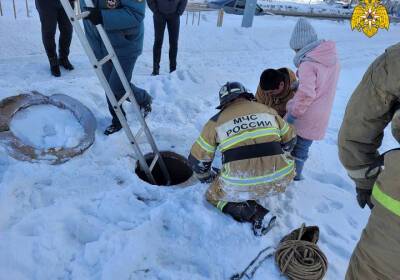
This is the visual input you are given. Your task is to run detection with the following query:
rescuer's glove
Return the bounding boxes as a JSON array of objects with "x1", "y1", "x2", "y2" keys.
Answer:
[
  {"x1": 199, "y1": 170, "x2": 218, "y2": 184},
  {"x1": 356, "y1": 188, "x2": 374, "y2": 209}
]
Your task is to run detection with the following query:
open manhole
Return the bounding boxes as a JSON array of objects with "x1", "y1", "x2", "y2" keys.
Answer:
[{"x1": 135, "y1": 151, "x2": 194, "y2": 186}]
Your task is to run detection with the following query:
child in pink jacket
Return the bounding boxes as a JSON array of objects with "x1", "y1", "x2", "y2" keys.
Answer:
[{"x1": 286, "y1": 18, "x2": 340, "y2": 180}]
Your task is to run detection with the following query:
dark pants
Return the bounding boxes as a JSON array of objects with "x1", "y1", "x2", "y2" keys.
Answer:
[
  {"x1": 153, "y1": 13, "x2": 180, "y2": 72},
  {"x1": 37, "y1": 6, "x2": 73, "y2": 60},
  {"x1": 222, "y1": 201, "x2": 268, "y2": 223},
  {"x1": 291, "y1": 136, "x2": 313, "y2": 180},
  {"x1": 102, "y1": 56, "x2": 151, "y2": 126}
]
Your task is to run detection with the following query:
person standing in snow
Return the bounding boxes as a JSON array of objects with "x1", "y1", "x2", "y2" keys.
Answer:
[
  {"x1": 339, "y1": 43, "x2": 400, "y2": 280},
  {"x1": 255, "y1": 68, "x2": 299, "y2": 118},
  {"x1": 35, "y1": 0, "x2": 75, "y2": 77},
  {"x1": 146, "y1": 0, "x2": 188, "y2": 75},
  {"x1": 188, "y1": 82, "x2": 296, "y2": 236},
  {"x1": 81, "y1": 0, "x2": 152, "y2": 135},
  {"x1": 285, "y1": 18, "x2": 340, "y2": 181}
]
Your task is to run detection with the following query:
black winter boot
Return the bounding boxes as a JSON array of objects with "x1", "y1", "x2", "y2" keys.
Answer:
[
  {"x1": 222, "y1": 201, "x2": 276, "y2": 236},
  {"x1": 222, "y1": 201, "x2": 258, "y2": 223},
  {"x1": 59, "y1": 57, "x2": 74, "y2": 70},
  {"x1": 251, "y1": 205, "x2": 276, "y2": 236},
  {"x1": 104, "y1": 123, "x2": 122, "y2": 136},
  {"x1": 49, "y1": 57, "x2": 61, "y2": 77}
]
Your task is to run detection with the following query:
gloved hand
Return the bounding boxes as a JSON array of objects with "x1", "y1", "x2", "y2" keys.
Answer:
[
  {"x1": 282, "y1": 137, "x2": 297, "y2": 153},
  {"x1": 356, "y1": 188, "x2": 374, "y2": 209},
  {"x1": 86, "y1": 8, "x2": 103, "y2": 25},
  {"x1": 199, "y1": 170, "x2": 218, "y2": 184}
]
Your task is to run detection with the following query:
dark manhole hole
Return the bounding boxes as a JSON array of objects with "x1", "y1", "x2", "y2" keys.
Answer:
[{"x1": 135, "y1": 151, "x2": 193, "y2": 186}]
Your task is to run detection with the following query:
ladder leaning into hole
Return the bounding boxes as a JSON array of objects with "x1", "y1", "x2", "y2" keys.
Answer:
[{"x1": 59, "y1": 0, "x2": 171, "y2": 185}]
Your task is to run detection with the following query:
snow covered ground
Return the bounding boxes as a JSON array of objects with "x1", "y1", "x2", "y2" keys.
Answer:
[{"x1": 1, "y1": 4, "x2": 400, "y2": 280}]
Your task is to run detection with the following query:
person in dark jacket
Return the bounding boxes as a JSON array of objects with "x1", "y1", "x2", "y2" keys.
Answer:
[
  {"x1": 35, "y1": 0, "x2": 75, "y2": 77},
  {"x1": 147, "y1": 0, "x2": 188, "y2": 75},
  {"x1": 81, "y1": 0, "x2": 152, "y2": 135}
]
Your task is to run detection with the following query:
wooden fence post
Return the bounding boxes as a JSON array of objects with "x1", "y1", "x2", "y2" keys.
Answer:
[
  {"x1": 25, "y1": 0, "x2": 29, "y2": 17},
  {"x1": 192, "y1": 11, "x2": 195, "y2": 25},
  {"x1": 217, "y1": 9, "x2": 224, "y2": 27},
  {"x1": 13, "y1": 0, "x2": 17, "y2": 19},
  {"x1": 0, "y1": 0, "x2": 3, "y2": 17},
  {"x1": 186, "y1": 11, "x2": 189, "y2": 25}
]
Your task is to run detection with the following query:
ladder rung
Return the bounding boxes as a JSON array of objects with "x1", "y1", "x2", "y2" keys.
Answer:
[
  {"x1": 135, "y1": 127, "x2": 144, "y2": 140},
  {"x1": 149, "y1": 154, "x2": 160, "y2": 172},
  {"x1": 96, "y1": 54, "x2": 114, "y2": 68},
  {"x1": 74, "y1": 11, "x2": 90, "y2": 21},
  {"x1": 117, "y1": 92, "x2": 130, "y2": 106}
]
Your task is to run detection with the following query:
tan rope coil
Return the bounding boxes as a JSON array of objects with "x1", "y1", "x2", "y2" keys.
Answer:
[{"x1": 275, "y1": 224, "x2": 328, "y2": 280}]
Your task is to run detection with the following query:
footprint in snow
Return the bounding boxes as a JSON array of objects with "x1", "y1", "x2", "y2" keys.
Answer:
[
  {"x1": 282, "y1": 195, "x2": 294, "y2": 214},
  {"x1": 187, "y1": 70, "x2": 200, "y2": 84},
  {"x1": 308, "y1": 170, "x2": 353, "y2": 192},
  {"x1": 315, "y1": 202, "x2": 330, "y2": 214},
  {"x1": 234, "y1": 27, "x2": 243, "y2": 35},
  {"x1": 283, "y1": 214, "x2": 294, "y2": 229},
  {"x1": 346, "y1": 216, "x2": 359, "y2": 229},
  {"x1": 177, "y1": 69, "x2": 186, "y2": 81},
  {"x1": 320, "y1": 236, "x2": 352, "y2": 259},
  {"x1": 324, "y1": 225, "x2": 349, "y2": 243},
  {"x1": 161, "y1": 77, "x2": 178, "y2": 95},
  {"x1": 323, "y1": 196, "x2": 344, "y2": 210}
]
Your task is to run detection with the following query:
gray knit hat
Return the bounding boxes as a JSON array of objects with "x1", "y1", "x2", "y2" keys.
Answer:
[{"x1": 289, "y1": 18, "x2": 318, "y2": 51}]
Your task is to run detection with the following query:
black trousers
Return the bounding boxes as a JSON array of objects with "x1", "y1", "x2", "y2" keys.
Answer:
[
  {"x1": 153, "y1": 13, "x2": 180, "y2": 71},
  {"x1": 37, "y1": 6, "x2": 73, "y2": 60}
]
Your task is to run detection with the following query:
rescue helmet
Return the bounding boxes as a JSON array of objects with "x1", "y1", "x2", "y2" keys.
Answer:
[{"x1": 216, "y1": 81, "x2": 250, "y2": 109}]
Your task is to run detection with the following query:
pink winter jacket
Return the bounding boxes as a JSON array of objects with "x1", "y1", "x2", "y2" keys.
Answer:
[{"x1": 286, "y1": 41, "x2": 340, "y2": 140}]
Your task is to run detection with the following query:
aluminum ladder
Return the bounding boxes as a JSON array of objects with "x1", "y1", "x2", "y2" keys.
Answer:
[{"x1": 59, "y1": 0, "x2": 171, "y2": 185}]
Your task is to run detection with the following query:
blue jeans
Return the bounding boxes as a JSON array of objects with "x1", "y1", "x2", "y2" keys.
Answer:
[
  {"x1": 291, "y1": 136, "x2": 313, "y2": 180},
  {"x1": 102, "y1": 56, "x2": 151, "y2": 126}
]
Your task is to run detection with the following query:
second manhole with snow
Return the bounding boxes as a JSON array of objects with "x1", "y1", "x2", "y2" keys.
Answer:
[{"x1": 0, "y1": 91, "x2": 96, "y2": 164}]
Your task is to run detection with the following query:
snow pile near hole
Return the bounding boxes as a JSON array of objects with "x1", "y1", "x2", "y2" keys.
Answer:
[{"x1": 11, "y1": 104, "x2": 85, "y2": 149}]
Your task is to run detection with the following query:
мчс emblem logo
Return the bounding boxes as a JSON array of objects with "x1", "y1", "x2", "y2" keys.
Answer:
[
  {"x1": 106, "y1": 0, "x2": 120, "y2": 9},
  {"x1": 351, "y1": 0, "x2": 390, "y2": 37}
]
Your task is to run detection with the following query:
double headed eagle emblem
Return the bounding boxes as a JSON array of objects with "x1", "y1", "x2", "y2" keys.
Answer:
[{"x1": 351, "y1": 0, "x2": 390, "y2": 37}]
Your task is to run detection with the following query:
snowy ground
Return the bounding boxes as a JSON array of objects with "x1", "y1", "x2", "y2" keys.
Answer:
[{"x1": 1, "y1": 4, "x2": 400, "y2": 280}]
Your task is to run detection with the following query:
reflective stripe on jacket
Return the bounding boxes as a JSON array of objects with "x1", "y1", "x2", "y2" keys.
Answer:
[
  {"x1": 346, "y1": 150, "x2": 400, "y2": 280},
  {"x1": 189, "y1": 98, "x2": 296, "y2": 202},
  {"x1": 373, "y1": 183, "x2": 400, "y2": 217}
]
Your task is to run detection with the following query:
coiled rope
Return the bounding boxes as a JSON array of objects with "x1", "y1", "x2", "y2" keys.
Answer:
[
  {"x1": 275, "y1": 224, "x2": 328, "y2": 280},
  {"x1": 231, "y1": 224, "x2": 328, "y2": 280}
]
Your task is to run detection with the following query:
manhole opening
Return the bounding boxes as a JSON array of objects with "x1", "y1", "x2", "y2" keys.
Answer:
[{"x1": 135, "y1": 151, "x2": 193, "y2": 186}]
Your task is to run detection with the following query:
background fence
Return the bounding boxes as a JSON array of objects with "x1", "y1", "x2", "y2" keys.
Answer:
[
  {"x1": 1, "y1": 0, "x2": 399, "y2": 22},
  {"x1": 0, "y1": 0, "x2": 33, "y2": 18}
]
